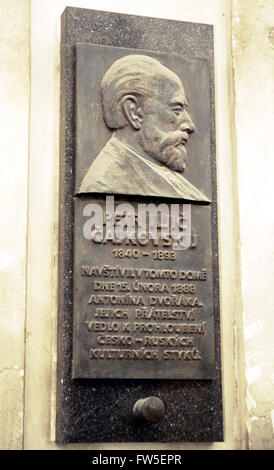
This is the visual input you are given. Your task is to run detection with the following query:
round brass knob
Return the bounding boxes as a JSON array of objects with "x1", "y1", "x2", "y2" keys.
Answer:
[{"x1": 133, "y1": 397, "x2": 165, "y2": 422}]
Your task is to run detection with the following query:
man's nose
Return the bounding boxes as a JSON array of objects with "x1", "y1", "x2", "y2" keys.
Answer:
[{"x1": 179, "y1": 111, "x2": 196, "y2": 134}]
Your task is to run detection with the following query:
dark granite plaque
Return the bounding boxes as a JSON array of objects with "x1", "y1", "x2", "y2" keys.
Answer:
[{"x1": 57, "y1": 6, "x2": 223, "y2": 442}]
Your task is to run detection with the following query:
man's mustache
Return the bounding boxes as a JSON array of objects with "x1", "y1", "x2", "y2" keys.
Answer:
[
  {"x1": 159, "y1": 131, "x2": 187, "y2": 152},
  {"x1": 159, "y1": 131, "x2": 187, "y2": 171}
]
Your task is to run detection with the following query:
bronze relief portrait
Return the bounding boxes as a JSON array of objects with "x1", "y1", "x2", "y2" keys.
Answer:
[{"x1": 75, "y1": 45, "x2": 212, "y2": 203}]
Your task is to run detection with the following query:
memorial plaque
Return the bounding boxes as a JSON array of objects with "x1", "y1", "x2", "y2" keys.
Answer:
[
  {"x1": 73, "y1": 44, "x2": 214, "y2": 380},
  {"x1": 57, "y1": 7, "x2": 223, "y2": 442}
]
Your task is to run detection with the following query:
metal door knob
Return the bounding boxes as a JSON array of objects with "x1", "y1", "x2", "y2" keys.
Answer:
[{"x1": 133, "y1": 397, "x2": 165, "y2": 422}]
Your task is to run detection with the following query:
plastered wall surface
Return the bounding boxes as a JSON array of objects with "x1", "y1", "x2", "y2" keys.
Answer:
[
  {"x1": 0, "y1": 0, "x2": 250, "y2": 450},
  {"x1": 0, "y1": 0, "x2": 30, "y2": 450},
  {"x1": 232, "y1": 0, "x2": 274, "y2": 450}
]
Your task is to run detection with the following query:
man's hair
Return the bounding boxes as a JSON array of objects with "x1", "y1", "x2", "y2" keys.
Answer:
[{"x1": 101, "y1": 54, "x2": 176, "y2": 129}]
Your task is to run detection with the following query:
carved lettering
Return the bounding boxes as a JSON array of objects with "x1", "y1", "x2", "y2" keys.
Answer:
[
  {"x1": 163, "y1": 348, "x2": 202, "y2": 360},
  {"x1": 149, "y1": 295, "x2": 203, "y2": 307},
  {"x1": 132, "y1": 322, "x2": 206, "y2": 334},
  {"x1": 89, "y1": 348, "x2": 159, "y2": 360},
  {"x1": 81, "y1": 265, "x2": 207, "y2": 281},
  {"x1": 131, "y1": 281, "x2": 170, "y2": 293},
  {"x1": 88, "y1": 294, "x2": 145, "y2": 305},
  {"x1": 85, "y1": 321, "x2": 119, "y2": 332},
  {"x1": 135, "y1": 308, "x2": 196, "y2": 321},
  {"x1": 80, "y1": 262, "x2": 208, "y2": 371},
  {"x1": 94, "y1": 308, "x2": 129, "y2": 319}
]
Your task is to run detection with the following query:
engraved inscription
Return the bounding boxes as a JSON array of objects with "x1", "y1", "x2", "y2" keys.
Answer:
[
  {"x1": 73, "y1": 198, "x2": 215, "y2": 379},
  {"x1": 81, "y1": 263, "x2": 207, "y2": 364}
]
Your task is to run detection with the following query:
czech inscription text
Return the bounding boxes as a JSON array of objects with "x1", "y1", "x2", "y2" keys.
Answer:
[
  {"x1": 73, "y1": 200, "x2": 215, "y2": 379},
  {"x1": 83, "y1": 265, "x2": 207, "y2": 362}
]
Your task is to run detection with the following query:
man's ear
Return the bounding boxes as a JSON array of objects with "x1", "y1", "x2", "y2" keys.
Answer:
[{"x1": 121, "y1": 95, "x2": 143, "y2": 130}]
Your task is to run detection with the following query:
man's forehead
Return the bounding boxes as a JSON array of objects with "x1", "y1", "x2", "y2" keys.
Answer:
[
  {"x1": 168, "y1": 87, "x2": 187, "y2": 104},
  {"x1": 154, "y1": 77, "x2": 187, "y2": 104}
]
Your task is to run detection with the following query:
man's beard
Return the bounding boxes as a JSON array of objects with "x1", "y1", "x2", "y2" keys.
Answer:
[{"x1": 140, "y1": 129, "x2": 188, "y2": 172}]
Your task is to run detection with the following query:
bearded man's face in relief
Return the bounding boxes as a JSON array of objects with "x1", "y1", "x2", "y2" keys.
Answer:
[{"x1": 138, "y1": 74, "x2": 195, "y2": 172}]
